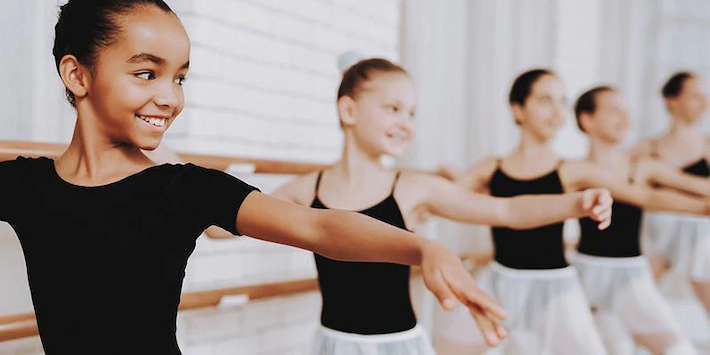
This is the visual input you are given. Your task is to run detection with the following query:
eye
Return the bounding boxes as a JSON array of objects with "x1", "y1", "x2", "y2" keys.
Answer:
[
  {"x1": 386, "y1": 105, "x2": 399, "y2": 113},
  {"x1": 174, "y1": 76, "x2": 187, "y2": 85},
  {"x1": 135, "y1": 72, "x2": 155, "y2": 80}
]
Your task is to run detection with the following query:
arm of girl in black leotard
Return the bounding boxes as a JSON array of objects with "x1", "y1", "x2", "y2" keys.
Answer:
[
  {"x1": 563, "y1": 161, "x2": 710, "y2": 215},
  {"x1": 636, "y1": 158, "x2": 710, "y2": 197},
  {"x1": 235, "y1": 192, "x2": 508, "y2": 347},
  {"x1": 414, "y1": 173, "x2": 612, "y2": 230}
]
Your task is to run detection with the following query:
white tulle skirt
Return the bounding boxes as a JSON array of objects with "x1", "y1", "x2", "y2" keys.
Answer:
[
  {"x1": 311, "y1": 324, "x2": 436, "y2": 355},
  {"x1": 572, "y1": 252, "x2": 695, "y2": 355},
  {"x1": 641, "y1": 212, "x2": 710, "y2": 281},
  {"x1": 433, "y1": 262, "x2": 606, "y2": 355}
]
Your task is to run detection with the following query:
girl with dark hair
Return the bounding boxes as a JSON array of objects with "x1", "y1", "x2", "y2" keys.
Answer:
[
  {"x1": 0, "y1": 1, "x2": 518, "y2": 353},
  {"x1": 274, "y1": 59, "x2": 613, "y2": 354},
  {"x1": 631, "y1": 72, "x2": 710, "y2": 318},
  {"x1": 440, "y1": 69, "x2": 710, "y2": 354},
  {"x1": 573, "y1": 86, "x2": 704, "y2": 354}
]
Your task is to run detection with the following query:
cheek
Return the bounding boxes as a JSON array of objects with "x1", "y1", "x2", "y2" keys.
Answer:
[{"x1": 103, "y1": 79, "x2": 149, "y2": 110}]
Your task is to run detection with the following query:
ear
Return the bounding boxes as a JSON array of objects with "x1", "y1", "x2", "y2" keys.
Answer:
[
  {"x1": 59, "y1": 55, "x2": 90, "y2": 102},
  {"x1": 579, "y1": 112, "x2": 593, "y2": 133},
  {"x1": 664, "y1": 97, "x2": 676, "y2": 114},
  {"x1": 511, "y1": 103, "x2": 524, "y2": 125},
  {"x1": 337, "y1": 96, "x2": 357, "y2": 127}
]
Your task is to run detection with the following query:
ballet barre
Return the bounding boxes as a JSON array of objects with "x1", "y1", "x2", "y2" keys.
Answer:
[
  {"x1": 0, "y1": 251, "x2": 497, "y2": 343},
  {"x1": 0, "y1": 140, "x2": 327, "y2": 174},
  {"x1": 0, "y1": 278, "x2": 320, "y2": 342}
]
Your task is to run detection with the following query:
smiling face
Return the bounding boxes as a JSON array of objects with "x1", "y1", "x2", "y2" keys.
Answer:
[
  {"x1": 75, "y1": 6, "x2": 190, "y2": 150},
  {"x1": 513, "y1": 74, "x2": 567, "y2": 142},
  {"x1": 667, "y1": 76, "x2": 708, "y2": 124},
  {"x1": 339, "y1": 72, "x2": 417, "y2": 157},
  {"x1": 582, "y1": 90, "x2": 630, "y2": 144}
]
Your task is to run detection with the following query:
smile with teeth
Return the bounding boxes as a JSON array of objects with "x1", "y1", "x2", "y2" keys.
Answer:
[{"x1": 136, "y1": 115, "x2": 167, "y2": 128}]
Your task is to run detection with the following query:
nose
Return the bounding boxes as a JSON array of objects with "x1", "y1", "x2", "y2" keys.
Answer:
[
  {"x1": 398, "y1": 115, "x2": 414, "y2": 139},
  {"x1": 552, "y1": 102, "x2": 567, "y2": 122},
  {"x1": 154, "y1": 81, "x2": 180, "y2": 109}
]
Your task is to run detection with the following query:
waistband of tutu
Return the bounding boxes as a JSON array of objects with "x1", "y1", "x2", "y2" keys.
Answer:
[
  {"x1": 489, "y1": 262, "x2": 576, "y2": 279},
  {"x1": 646, "y1": 211, "x2": 710, "y2": 223},
  {"x1": 572, "y1": 252, "x2": 647, "y2": 268},
  {"x1": 317, "y1": 324, "x2": 425, "y2": 343}
]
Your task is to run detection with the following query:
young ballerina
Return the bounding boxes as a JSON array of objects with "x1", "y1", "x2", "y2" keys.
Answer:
[
  {"x1": 574, "y1": 86, "x2": 704, "y2": 354},
  {"x1": 631, "y1": 72, "x2": 710, "y2": 316},
  {"x1": 440, "y1": 69, "x2": 710, "y2": 355},
  {"x1": 0, "y1": 1, "x2": 520, "y2": 353},
  {"x1": 272, "y1": 59, "x2": 613, "y2": 354}
]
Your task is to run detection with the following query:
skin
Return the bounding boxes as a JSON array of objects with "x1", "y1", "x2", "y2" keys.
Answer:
[
  {"x1": 273, "y1": 71, "x2": 614, "y2": 345},
  {"x1": 630, "y1": 76, "x2": 710, "y2": 318},
  {"x1": 51, "y1": 5, "x2": 512, "y2": 347},
  {"x1": 578, "y1": 88, "x2": 706, "y2": 353}
]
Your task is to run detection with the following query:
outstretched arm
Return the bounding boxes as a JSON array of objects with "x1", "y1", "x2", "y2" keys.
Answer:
[
  {"x1": 417, "y1": 174, "x2": 612, "y2": 230},
  {"x1": 639, "y1": 158, "x2": 710, "y2": 197},
  {"x1": 564, "y1": 161, "x2": 710, "y2": 215},
  {"x1": 236, "y1": 192, "x2": 508, "y2": 346}
]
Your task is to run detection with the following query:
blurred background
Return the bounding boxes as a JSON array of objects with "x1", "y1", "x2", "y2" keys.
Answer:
[{"x1": 1, "y1": 0, "x2": 710, "y2": 353}]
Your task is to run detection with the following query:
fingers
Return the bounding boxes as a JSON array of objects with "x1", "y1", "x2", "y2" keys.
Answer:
[
  {"x1": 582, "y1": 189, "x2": 594, "y2": 210},
  {"x1": 441, "y1": 265, "x2": 508, "y2": 320},
  {"x1": 597, "y1": 217, "x2": 612, "y2": 230},
  {"x1": 427, "y1": 268, "x2": 459, "y2": 310},
  {"x1": 469, "y1": 306, "x2": 505, "y2": 347}
]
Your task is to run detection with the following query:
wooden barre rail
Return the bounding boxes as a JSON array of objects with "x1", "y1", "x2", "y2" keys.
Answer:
[
  {"x1": 0, "y1": 140, "x2": 328, "y2": 174},
  {"x1": 0, "y1": 251, "x2": 495, "y2": 344},
  {"x1": 0, "y1": 277, "x2": 320, "y2": 343}
]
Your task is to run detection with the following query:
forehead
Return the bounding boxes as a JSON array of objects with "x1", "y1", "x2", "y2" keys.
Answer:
[
  {"x1": 105, "y1": 7, "x2": 190, "y2": 65},
  {"x1": 361, "y1": 72, "x2": 415, "y2": 99},
  {"x1": 530, "y1": 75, "x2": 563, "y2": 96},
  {"x1": 595, "y1": 90, "x2": 621, "y2": 106},
  {"x1": 682, "y1": 77, "x2": 705, "y2": 94}
]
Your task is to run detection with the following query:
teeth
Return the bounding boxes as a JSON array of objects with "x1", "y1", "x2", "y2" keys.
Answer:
[{"x1": 136, "y1": 115, "x2": 166, "y2": 127}]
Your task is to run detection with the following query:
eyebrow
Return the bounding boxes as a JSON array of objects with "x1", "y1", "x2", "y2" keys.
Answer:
[{"x1": 127, "y1": 53, "x2": 190, "y2": 69}]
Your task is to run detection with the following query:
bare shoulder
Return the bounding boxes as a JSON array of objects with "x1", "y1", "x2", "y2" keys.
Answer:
[
  {"x1": 466, "y1": 156, "x2": 501, "y2": 184},
  {"x1": 394, "y1": 170, "x2": 451, "y2": 216},
  {"x1": 469, "y1": 156, "x2": 499, "y2": 176},
  {"x1": 558, "y1": 160, "x2": 595, "y2": 190},
  {"x1": 628, "y1": 138, "x2": 655, "y2": 159},
  {"x1": 395, "y1": 170, "x2": 440, "y2": 195},
  {"x1": 272, "y1": 171, "x2": 320, "y2": 206}
]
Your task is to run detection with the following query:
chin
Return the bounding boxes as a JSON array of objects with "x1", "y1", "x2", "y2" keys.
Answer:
[
  {"x1": 134, "y1": 137, "x2": 163, "y2": 151},
  {"x1": 385, "y1": 143, "x2": 410, "y2": 157}
]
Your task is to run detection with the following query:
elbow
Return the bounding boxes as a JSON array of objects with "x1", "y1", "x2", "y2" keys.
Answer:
[
  {"x1": 296, "y1": 208, "x2": 330, "y2": 255},
  {"x1": 497, "y1": 200, "x2": 521, "y2": 229},
  {"x1": 204, "y1": 226, "x2": 237, "y2": 239}
]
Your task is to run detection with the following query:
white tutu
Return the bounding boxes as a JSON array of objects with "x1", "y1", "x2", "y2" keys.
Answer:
[
  {"x1": 642, "y1": 212, "x2": 710, "y2": 281},
  {"x1": 572, "y1": 253, "x2": 694, "y2": 354},
  {"x1": 311, "y1": 324, "x2": 436, "y2": 355},
  {"x1": 433, "y1": 262, "x2": 606, "y2": 355}
]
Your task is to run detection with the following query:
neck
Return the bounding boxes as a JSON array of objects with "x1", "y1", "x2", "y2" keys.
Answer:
[
  {"x1": 514, "y1": 129, "x2": 554, "y2": 159},
  {"x1": 333, "y1": 133, "x2": 387, "y2": 181},
  {"x1": 587, "y1": 136, "x2": 624, "y2": 165},
  {"x1": 667, "y1": 118, "x2": 702, "y2": 142},
  {"x1": 58, "y1": 110, "x2": 150, "y2": 180}
]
